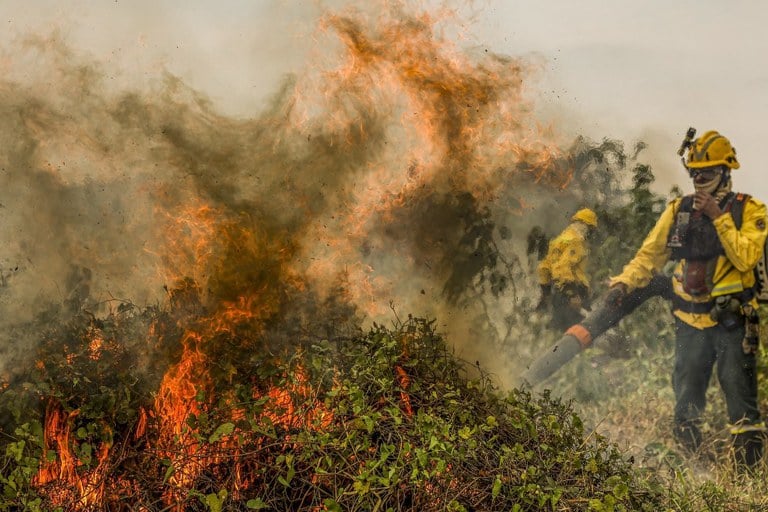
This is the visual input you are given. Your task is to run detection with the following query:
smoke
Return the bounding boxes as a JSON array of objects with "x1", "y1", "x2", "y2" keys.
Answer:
[{"x1": 0, "y1": 4, "x2": 588, "y2": 384}]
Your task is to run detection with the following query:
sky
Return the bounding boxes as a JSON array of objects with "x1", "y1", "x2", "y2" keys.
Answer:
[
  {"x1": 3, "y1": 0, "x2": 767, "y2": 198},
  {"x1": 479, "y1": 0, "x2": 768, "y2": 197}
]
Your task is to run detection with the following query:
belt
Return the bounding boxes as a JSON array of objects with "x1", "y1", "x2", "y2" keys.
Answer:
[
  {"x1": 672, "y1": 296, "x2": 713, "y2": 314},
  {"x1": 671, "y1": 288, "x2": 755, "y2": 314}
]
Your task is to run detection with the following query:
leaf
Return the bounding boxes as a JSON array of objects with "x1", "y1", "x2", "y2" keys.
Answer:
[
  {"x1": 612, "y1": 481, "x2": 629, "y2": 500},
  {"x1": 322, "y1": 499, "x2": 342, "y2": 512},
  {"x1": 5, "y1": 440, "x2": 25, "y2": 462},
  {"x1": 162, "y1": 462, "x2": 175, "y2": 485},
  {"x1": 208, "y1": 422, "x2": 235, "y2": 443},
  {"x1": 491, "y1": 476, "x2": 502, "y2": 498},
  {"x1": 246, "y1": 498, "x2": 269, "y2": 510},
  {"x1": 78, "y1": 443, "x2": 92, "y2": 465},
  {"x1": 205, "y1": 494, "x2": 221, "y2": 512},
  {"x1": 204, "y1": 492, "x2": 224, "y2": 512}
]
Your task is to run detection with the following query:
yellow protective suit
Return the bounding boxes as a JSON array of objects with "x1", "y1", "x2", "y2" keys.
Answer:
[
  {"x1": 609, "y1": 194, "x2": 768, "y2": 328},
  {"x1": 537, "y1": 222, "x2": 591, "y2": 294}
]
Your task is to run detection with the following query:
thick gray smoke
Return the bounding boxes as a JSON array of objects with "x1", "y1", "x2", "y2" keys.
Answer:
[{"x1": 0, "y1": 7, "x2": 591, "y2": 383}]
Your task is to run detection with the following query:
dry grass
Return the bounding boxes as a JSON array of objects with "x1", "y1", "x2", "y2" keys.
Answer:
[{"x1": 543, "y1": 334, "x2": 768, "y2": 511}]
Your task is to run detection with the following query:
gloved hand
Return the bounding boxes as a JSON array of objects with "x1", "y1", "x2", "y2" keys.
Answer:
[
  {"x1": 605, "y1": 283, "x2": 628, "y2": 308},
  {"x1": 560, "y1": 283, "x2": 587, "y2": 312},
  {"x1": 568, "y1": 295, "x2": 583, "y2": 310}
]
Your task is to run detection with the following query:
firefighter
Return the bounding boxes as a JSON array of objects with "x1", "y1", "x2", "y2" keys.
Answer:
[
  {"x1": 607, "y1": 130, "x2": 768, "y2": 467},
  {"x1": 536, "y1": 208, "x2": 598, "y2": 331}
]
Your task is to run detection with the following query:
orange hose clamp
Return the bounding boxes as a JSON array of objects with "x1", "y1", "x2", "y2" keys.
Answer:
[{"x1": 565, "y1": 324, "x2": 593, "y2": 349}]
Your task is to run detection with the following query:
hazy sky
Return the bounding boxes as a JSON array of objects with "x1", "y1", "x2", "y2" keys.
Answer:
[
  {"x1": 480, "y1": 0, "x2": 768, "y2": 197},
  {"x1": 4, "y1": 0, "x2": 768, "y2": 197}
]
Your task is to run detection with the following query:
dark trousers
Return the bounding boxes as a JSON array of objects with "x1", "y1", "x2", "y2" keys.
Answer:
[
  {"x1": 549, "y1": 289, "x2": 585, "y2": 331},
  {"x1": 673, "y1": 318, "x2": 761, "y2": 431}
]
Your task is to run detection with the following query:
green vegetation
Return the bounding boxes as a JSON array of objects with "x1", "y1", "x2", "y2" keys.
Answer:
[
  {"x1": 0, "y1": 309, "x2": 670, "y2": 511},
  {"x1": 1, "y1": 136, "x2": 767, "y2": 511}
]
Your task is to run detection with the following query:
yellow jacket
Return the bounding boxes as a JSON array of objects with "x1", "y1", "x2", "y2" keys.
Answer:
[
  {"x1": 537, "y1": 222, "x2": 591, "y2": 292},
  {"x1": 610, "y1": 194, "x2": 768, "y2": 328}
]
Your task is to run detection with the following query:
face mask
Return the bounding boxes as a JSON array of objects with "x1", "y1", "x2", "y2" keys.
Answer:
[
  {"x1": 693, "y1": 174, "x2": 721, "y2": 195},
  {"x1": 690, "y1": 167, "x2": 723, "y2": 195}
]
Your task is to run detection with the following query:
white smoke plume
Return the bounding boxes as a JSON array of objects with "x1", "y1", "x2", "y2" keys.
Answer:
[{"x1": 0, "y1": 4, "x2": 599, "y2": 385}]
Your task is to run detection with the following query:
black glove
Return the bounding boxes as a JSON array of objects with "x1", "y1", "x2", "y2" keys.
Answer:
[
  {"x1": 561, "y1": 283, "x2": 588, "y2": 312},
  {"x1": 604, "y1": 284, "x2": 627, "y2": 309}
]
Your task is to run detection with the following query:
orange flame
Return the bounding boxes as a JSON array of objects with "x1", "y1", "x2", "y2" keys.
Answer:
[
  {"x1": 34, "y1": 402, "x2": 112, "y2": 510},
  {"x1": 149, "y1": 279, "x2": 333, "y2": 508},
  {"x1": 30, "y1": 4, "x2": 574, "y2": 508}
]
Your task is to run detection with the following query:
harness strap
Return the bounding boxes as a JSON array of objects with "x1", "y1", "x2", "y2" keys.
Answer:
[
  {"x1": 669, "y1": 192, "x2": 755, "y2": 315},
  {"x1": 671, "y1": 288, "x2": 755, "y2": 314}
]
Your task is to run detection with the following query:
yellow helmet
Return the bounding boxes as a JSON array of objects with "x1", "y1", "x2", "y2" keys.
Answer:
[
  {"x1": 571, "y1": 208, "x2": 598, "y2": 228},
  {"x1": 686, "y1": 130, "x2": 739, "y2": 169}
]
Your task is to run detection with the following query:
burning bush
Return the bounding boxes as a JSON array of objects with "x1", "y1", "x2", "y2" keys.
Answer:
[
  {"x1": 0, "y1": 300, "x2": 669, "y2": 511},
  {"x1": 0, "y1": 4, "x2": 711, "y2": 510}
]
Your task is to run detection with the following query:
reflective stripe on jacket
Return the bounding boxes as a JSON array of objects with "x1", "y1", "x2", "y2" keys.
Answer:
[{"x1": 609, "y1": 195, "x2": 768, "y2": 329}]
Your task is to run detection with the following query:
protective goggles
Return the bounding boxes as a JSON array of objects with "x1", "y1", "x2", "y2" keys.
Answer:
[{"x1": 687, "y1": 166, "x2": 723, "y2": 180}]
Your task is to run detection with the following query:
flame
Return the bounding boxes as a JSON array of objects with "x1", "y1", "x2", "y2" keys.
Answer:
[
  {"x1": 34, "y1": 287, "x2": 336, "y2": 509},
  {"x1": 394, "y1": 365, "x2": 413, "y2": 417},
  {"x1": 27, "y1": 3, "x2": 576, "y2": 508},
  {"x1": 150, "y1": 277, "x2": 332, "y2": 507},
  {"x1": 151, "y1": 340, "x2": 335, "y2": 507},
  {"x1": 34, "y1": 402, "x2": 112, "y2": 510},
  {"x1": 155, "y1": 202, "x2": 222, "y2": 298},
  {"x1": 284, "y1": 9, "x2": 570, "y2": 321},
  {"x1": 153, "y1": 330, "x2": 211, "y2": 503},
  {"x1": 87, "y1": 332, "x2": 103, "y2": 361}
]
